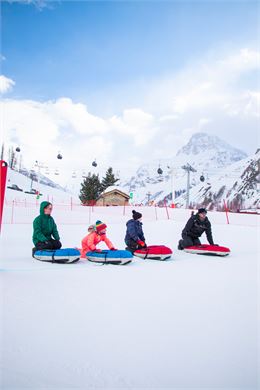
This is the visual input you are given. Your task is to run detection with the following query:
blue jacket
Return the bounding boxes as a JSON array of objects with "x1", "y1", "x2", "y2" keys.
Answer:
[{"x1": 125, "y1": 219, "x2": 145, "y2": 243}]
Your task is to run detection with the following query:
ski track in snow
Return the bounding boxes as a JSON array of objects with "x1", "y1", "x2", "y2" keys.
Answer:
[{"x1": 0, "y1": 213, "x2": 259, "y2": 389}]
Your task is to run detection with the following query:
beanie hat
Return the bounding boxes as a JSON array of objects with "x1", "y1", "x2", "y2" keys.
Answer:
[
  {"x1": 95, "y1": 220, "x2": 107, "y2": 233},
  {"x1": 132, "y1": 210, "x2": 142, "y2": 220},
  {"x1": 198, "y1": 208, "x2": 207, "y2": 214}
]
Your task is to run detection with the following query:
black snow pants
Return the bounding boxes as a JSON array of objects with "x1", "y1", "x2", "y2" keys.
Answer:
[
  {"x1": 125, "y1": 238, "x2": 146, "y2": 253},
  {"x1": 178, "y1": 234, "x2": 201, "y2": 249},
  {"x1": 32, "y1": 239, "x2": 62, "y2": 257}
]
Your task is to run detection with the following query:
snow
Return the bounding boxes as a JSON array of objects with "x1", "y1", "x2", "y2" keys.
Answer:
[
  {"x1": 120, "y1": 133, "x2": 259, "y2": 209},
  {"x1": 121, "y1": 149, "x2": 259, "y2": 209},
  {"x1": 0, "y1": 206, "x2": 259, "y2": 389},
  {"x1": 6, "y1": 169, "x2": 78, "y2": 204},
  {"x1": 102, "y1": 185, "x2": 129, "y2": 195}
]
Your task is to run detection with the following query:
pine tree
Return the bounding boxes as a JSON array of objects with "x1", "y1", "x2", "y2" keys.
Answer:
[
  {"x1": 79, "y1": 173, "x2": 102, "y2": 205},
  {"x1": 9, "y1": 147, "x2": 16, "y2": 170},
  {"x1": 101, "y1": 167, "x2": 119, "y2": 191}
]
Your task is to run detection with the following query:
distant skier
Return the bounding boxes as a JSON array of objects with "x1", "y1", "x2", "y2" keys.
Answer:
[
  {"x1": 81, "y1": 220, "x2": 116, "y2": 258},
  {"x1": 125, "y1": 210, "x2": 147, "y2": 253},
  {"x1": 178, "y1": 208, "x2": 215, "y2": 250},
  {"x1": 32, "y1": 201, "x2": 62, "y2": 256}
]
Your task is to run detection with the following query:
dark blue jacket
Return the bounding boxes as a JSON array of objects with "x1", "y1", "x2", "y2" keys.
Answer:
[{"x1": 125, "y1": 219, "x2": 145, "y2": 243}]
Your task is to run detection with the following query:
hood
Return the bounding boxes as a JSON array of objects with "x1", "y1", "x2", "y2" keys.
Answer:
[{"x1": 40, "y1": 201, "x2": 51, "y2": 215}]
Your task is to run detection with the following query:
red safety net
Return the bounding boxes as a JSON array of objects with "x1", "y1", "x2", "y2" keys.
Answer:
[{"x1": 0, "y1": 161, "x2": 8, "y2": 232}]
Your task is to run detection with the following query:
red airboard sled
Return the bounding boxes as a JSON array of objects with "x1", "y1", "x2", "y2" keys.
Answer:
[
  {"x1": 134, "y1": 245, "x2": 173, "y2": 261},
  {"x1": 184, "y1": 244, "x2": 230, "y2": 257}
]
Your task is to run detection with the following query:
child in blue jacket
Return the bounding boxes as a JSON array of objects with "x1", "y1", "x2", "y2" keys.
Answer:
[{"x1": 125, "y1": 210, "x2": 146, "y2": 253}]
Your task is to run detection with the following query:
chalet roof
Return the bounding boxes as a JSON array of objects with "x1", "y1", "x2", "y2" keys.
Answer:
[{"x1": 98, "y1": 186, "x2": 130, "y2": 199}]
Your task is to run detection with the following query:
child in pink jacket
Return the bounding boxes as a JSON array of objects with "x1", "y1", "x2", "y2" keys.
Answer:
[{"x1": 81, "y1": 220, "x2": 116, "y2": 258}]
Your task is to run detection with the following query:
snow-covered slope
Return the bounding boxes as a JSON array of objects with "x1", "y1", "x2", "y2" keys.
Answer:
[
  {"x1": 19, "y1": 167, "x2": 66, "y2": 192},
  {"x1": 120, "y1": 132, "x2": 250, "y2": 206},
  {"x1": 5, "y1": 169, "x2": 78, "y2": 203},
  {"x1": 177, "y1": 132, "x2": 247, "y2": 166},
  {"x1": 0, "y1": 212, "x2": 258, "y2": 389},
  {"x1": 175, "y1": 149, "x2": 260, "y2": 210}
]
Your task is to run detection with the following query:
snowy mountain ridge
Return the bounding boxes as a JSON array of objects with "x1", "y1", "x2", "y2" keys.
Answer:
[
  {"x1": 120, "y1": 133, "x2": 259, "y2": 210},
  {"x1": 121, "y1": 132, "x2": 248, "y2": 193},
  {"x1": 177, "y1": 132, "x2": 247, "y2": 163},
  {"x1": 175, "y1": 149, "x2": 260, "y2": 210}
]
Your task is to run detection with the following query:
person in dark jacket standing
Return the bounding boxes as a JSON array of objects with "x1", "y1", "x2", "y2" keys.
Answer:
[
  {"x1": 125, "y1": 210, "x2": 146, "y2": 253},
  {"x1": 178, "y1": 208, "x2": 214, "y2": 250},
  {"x1": 32, "y1": 201, "x2": 62, "y2": 256}
]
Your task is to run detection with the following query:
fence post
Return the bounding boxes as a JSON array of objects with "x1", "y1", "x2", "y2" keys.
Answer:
[
  {"x1": 223, "y1": 199, "x2": 230, "y2": 225},
  {"x1": 70, "y1": 197, "x2": 73, "y2": 211},
  {"x1": 123, "y1": 201, "x2": 126, "y2": 216},
  {"x1": 155, "y1": 205, "x2": 158, "y2": 221}
]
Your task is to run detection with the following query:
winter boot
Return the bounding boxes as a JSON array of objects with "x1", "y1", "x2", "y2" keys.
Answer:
[{"x1": 178, "y1": 240, "x2": 184, "y2": 250}]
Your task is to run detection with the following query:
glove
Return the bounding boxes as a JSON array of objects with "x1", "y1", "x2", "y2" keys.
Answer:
[
  {"x1": 110, "y1": 248, "x2": 117, "y2": 251},
  {"x1": 137, "y1": 240, "x2": 145, "y2": 247}
]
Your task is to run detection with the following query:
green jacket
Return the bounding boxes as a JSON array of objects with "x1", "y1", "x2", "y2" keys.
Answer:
[{"x1": 32, "y1": 201, "x2": 60, "y2": 245}]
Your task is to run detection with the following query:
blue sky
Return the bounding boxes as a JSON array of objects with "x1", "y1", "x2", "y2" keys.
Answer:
[
  {"x1": 2, "y1": 1, "x2": 258, "y2": 108},
  {"x1": 0, "y1": 0, "x2": 259, "y2": 182}
]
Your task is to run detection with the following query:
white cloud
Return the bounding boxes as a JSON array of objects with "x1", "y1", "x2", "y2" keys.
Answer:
[
  {"x1": 109, "y1": 108, "x2": 158, "y2": 146},
  {"x1": 140, "y1": 47, "x2": 259, "y2": 153},
  {"x1": 7, "y1": 0, "x2": 48, "y2": 9},
  {"x1": 46, "y1": 98, "x2": 108, "y2": 135},
  {"x1": 0, "y1": 75, "x2": 15, "y2": 94},
  {"x1": 0, "y1": 97, "x2": 156, "y2": 179},
  {"x1": 1, "y1": 46, "x2": 259, "y2": 182},
  {"x1": 145, "y1": 48, "x2": 260, "y2": 115}
]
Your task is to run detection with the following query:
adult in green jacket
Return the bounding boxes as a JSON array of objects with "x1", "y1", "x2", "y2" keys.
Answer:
[{"x1": 32, "y1": 201, "x2": 62, "y2": 256}]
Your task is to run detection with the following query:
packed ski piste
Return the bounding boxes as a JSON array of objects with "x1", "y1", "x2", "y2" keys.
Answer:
[{"x1": 1, "y1": 195, "x2": 258, "y2": 389}]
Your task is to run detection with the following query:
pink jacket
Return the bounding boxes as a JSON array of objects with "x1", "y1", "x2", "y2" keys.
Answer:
[{"x1": 81, "y1": 231, "x2": 114, "y2": 258}]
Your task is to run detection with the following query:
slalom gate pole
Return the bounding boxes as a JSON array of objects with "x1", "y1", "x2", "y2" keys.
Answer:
[
  {"x1": 0, "y1": 161, "x2": 8, "y2": 232},
  {"x1": 164, "y1": 199, "x2": 170, "y2": 220},
  {"x1": 223, "y1": 199, "x2": 230, "y2": 225}
]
